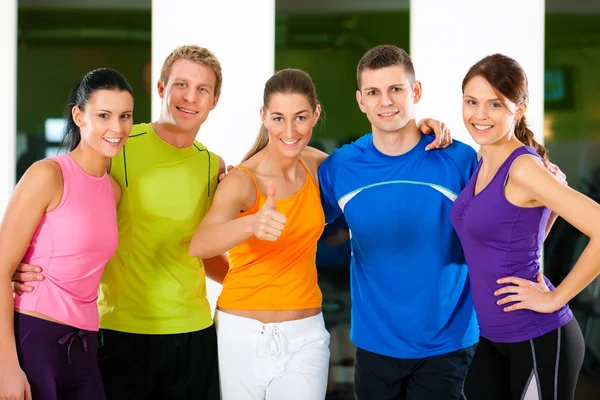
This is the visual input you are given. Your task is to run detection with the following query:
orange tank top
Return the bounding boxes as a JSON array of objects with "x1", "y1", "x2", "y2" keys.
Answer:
[{"x1": 218, "y1": 160, "x2": 324, "y2": 311}]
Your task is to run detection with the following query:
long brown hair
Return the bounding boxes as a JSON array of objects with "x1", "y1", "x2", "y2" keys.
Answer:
[
  {"x1": 462, "y1": 54, "x2": 547, "y2": 160},
  {"x1": 242, "y1": 69, "x2": 319, "y2": 162}
]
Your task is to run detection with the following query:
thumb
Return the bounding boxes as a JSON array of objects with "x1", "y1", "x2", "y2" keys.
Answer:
[
  {"x1": 536, "y1": 272, "x2": 545, "y2": 284},
  {"x1": 267, "y1": 182, "x2": 277, "y2": 209}
]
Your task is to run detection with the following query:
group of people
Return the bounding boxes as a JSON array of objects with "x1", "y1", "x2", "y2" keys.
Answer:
[{"x1": 1, "y1": 42, "x2": 599, "y2": 400}]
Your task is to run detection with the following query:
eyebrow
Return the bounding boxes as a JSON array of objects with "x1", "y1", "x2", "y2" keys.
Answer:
[
  {"x1": 98, "y1": 109, "x2": 133, "y2": 113},
  {"x1": 173, "y1": 78, "x2": 214, "y2": 88},
  {"x1": 271, "y1": 110, "x2": 309, "y2": 116},
  {"x1": 363, "y1": 83, "x2": 405, "y2": 91},
  {"x1": 463, "y1": 95, "x2": 502, "y2": 102}
]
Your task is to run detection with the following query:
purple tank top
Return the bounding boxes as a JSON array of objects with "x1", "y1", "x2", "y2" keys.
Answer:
[{"x1": 450, "y1": 146, "x2": 572, "y2": 343}]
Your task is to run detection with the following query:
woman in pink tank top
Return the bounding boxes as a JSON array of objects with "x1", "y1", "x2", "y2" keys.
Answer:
[{"x1": 0, "y1": 68, "x2": 134, "y2": 400}]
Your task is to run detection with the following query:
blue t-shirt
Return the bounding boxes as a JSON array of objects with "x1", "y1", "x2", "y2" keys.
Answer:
[{"x1": 318, "y1": 133, "x2": 479, "y2": 358}]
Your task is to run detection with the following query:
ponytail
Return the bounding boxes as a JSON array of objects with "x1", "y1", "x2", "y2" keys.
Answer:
[
  {"x1": 62, "y1": 79, "x2": 83, "y2": 152},
  {"x1": 515, "y1": 115, "x2": 547, "y2": 160},
  {"x1": 242, "y1": 123, "x2": 269, "y2": 162}
]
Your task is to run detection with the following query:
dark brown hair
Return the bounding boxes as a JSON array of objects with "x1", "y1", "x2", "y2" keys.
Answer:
[
  {"x1": 357, "y1": 45, "x2": 415, "y2": 89},
  {"x1": 462, "y1": 54, "x2": 547, "y2": 160}
]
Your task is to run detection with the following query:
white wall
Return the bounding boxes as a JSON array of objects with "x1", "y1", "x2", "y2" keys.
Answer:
[{"x1": 410, "y1": 0, "x2": 545, "y2": 149}]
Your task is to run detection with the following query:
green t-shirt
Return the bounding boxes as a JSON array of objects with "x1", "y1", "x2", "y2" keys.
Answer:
[{"x1": 98, "y1": 123, "x2": 218, "y2": 334}]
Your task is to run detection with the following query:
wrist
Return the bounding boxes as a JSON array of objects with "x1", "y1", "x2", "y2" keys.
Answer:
[{"x1": 550, "y1": 289, "x2": 567, "y2": 312}]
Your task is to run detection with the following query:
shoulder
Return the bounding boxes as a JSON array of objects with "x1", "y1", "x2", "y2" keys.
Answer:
[
  {"x1": 24, "y1": 158, "x2": 64, "y2": 185},
  {"x1": 509, "y1": 150, "x2": 546, "y2": 184},
  {"x1": 440, "y1": 139, "x2": 477, "y2": 161},
  {"x1": 128, "y1": 123, "x2": 153, "y2": 139},
  {"x1": 218, "y1": 167, "x2": 255, "y2": 193},
  {"x1": 320, "y1": 135, "x2": 368, "y2": 172},
  {"x1": 301, "y1": 146, "x2": 329, "y2": 176},
  {"x1": 16, "y1": 158, "x2": 64, "y2": 206}
]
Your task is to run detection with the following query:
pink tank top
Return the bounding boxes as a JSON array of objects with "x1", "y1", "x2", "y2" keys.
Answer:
[{"x1": 14, "y1": 154, "x2": 118, "y2": 331}]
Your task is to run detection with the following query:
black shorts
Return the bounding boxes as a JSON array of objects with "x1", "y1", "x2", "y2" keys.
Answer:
[
  {"x1": 463, "y1": 318, "x2": 585, "y2": 400},
  {"x1": 98, "y1": 325, "x2": 219, "y2": 400},
  {"x1": 354, "y1": 345, "x2": 476, "y2": 400}
]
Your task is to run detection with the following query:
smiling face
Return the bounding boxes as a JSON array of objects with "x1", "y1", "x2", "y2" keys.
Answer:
[
  {"x1": 157, "y1": 59, "x2": 219, "y2": 134},
  {"x1": 261, "y1": 92, "x2": 320, "y2": 159},
  {"x1": 462, "y1": 75, "x2": 526, "y2": 146},
  {"x1": 73, "y1": 89, "x2": 134, "y2": 158},
  {"x1": 356, "y1": 65, "x2": 421, "y2": 136}
]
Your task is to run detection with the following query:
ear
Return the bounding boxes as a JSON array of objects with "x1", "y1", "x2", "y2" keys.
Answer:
[
  {"x1": 260, "y1": 106, "x2": 267, "y2": 126},
  {"x1": 211, "y1": 94, "x2": 220, "y2": 110},
  {"x1": 313, "y1": 104, "x2": 322, "y2": 126},
  {"x1": 412, "y1": 80, "x2": 423, "y2": 104},
  {"x1": 515, "y1": 102, "x2": 528, "y2": 120},
  {"x1": 71, "y1": 106, "x2": 85, "y2": 128},
  {"x1": 356, "y1": 90, "x2": 366, "y2": 114},
  {"x1": 157, "y1": 80, "x2": 165, "y2": 99}
]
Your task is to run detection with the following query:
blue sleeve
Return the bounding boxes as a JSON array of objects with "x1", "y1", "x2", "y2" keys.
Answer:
[
  {"x1": 318, "y1": 157, "x2": 343, "y2": 224},
  {"x1": 447, "y1": 141, "x2": 478, "y2": 188}
]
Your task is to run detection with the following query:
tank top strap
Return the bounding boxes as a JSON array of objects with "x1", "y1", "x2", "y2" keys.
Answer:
[
  {"x1": 232, "y1": 165, "x2": 261, "y2": 214},
  {"x1": 497, "y1": 146, "x2": 542, "y2": 186},
  {"x1": 299, "y1": 158, "x2": 317, "y2": 188}
]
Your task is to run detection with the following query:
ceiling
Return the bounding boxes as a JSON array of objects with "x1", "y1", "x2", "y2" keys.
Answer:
[{"x1": 17, "y1": 0, "x2": 600, "y2": 14}]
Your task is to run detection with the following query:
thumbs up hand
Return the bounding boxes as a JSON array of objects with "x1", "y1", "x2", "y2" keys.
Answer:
[{"x1": 252, "y1": 183, "x2": 287, "y2": 241}]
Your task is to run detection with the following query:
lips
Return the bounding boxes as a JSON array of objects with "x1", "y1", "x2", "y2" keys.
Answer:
[{"x1": 176, "y1": 106, "x2": 198, "y2": 115}]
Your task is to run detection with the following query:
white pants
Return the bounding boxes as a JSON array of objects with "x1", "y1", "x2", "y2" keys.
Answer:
[{"x1": 215, "y1": 310, "x2": 330, "y2": 400}]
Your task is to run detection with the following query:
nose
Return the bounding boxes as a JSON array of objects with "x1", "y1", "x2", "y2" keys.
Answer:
[
  {"x1": 110, "y1": 117, "x2": 125, "y2": 134},
  {"x1": 474, "y1": 104, "x2": 488, "y2": 119},
  {"x1": 284, "y1": 121, "x2": 295, "y2": 137},
  {"x1": 380, "y1": 92, "x2": 392, "y2": 107},
  {"x1": 182, "y1": 87, "x2": 197, "y2": 103}
]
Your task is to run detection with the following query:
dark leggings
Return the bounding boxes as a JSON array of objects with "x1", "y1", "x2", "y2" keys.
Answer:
[
  {"x1": 15, "y1": 313, "x2": 105, "y2": 400},
  {"x1": 463, "y1": 318, "x2": 585, "y2": 400}
]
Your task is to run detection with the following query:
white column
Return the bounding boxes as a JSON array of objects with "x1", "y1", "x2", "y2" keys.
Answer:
[
  {"x1": 152, "y1": 0, "x2": 275, "y2": 311},
  {"x1": 410, "y1": 0, "x2": 545, "y2": 149},
  {"x1": 0, "y1": 0, "x2": 17, "y2": 215}
]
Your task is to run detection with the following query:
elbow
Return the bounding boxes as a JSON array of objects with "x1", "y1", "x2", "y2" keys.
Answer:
[{"x1": 189, "y1": 235, "x2": 216, "y2": 259}]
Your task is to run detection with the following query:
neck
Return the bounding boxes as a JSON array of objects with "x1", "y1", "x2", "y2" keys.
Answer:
[
  {"x1": 478, "y1": 135, "x2": 522, "y2": 171},
  {"x1": 152, "y1": 119, "x2": 200, "y2": 149},
  {"x1": 69, "y1": 146, "x2": 109, "y2": 178},
  {"x1": 371, "y1": 119, "x2": 421, "y2": 156},
  {"x1": 258, "y1": 144, "x2": 301, "y2": 180}
]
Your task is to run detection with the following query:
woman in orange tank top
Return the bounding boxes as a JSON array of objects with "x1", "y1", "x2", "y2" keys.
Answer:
[{"x1": 190, "y1": 69, "x2": 331, "y2": 400}]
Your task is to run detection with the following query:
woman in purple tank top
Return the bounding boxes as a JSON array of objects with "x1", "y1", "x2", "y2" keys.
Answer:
[
  {"x1": 451, "y1": 54, "x2": 598, "y2": 399},
  {"x1": 0, "y1": 69, "x2": 133, "y2": 400}
]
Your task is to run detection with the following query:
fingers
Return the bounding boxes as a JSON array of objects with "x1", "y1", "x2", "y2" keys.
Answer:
[
  {"x1": 12, "y1": 271, "x2": 44, "y2": 283},
  {"x1": 417, "y1": 118, "x2": 433, "y2": 134},
  {"x1": 536, "y1": 272, "x2": 545, "y2": 283},
  {"x1": 227, "y1": 165, "x2": 234, "y2": 173},
  {"x1": 13, "y1": 282, "x2": 35, "y2": 293},
  {"x1": 494, "y1": 285, "x2": 521, "y2": 296},
  {"x1": 266, "y1": 182, "x2": 277, "y2": 210},
  {"x1": 218, "y1": 173, "x2": 226, "y2": 183},
  {"x1": 496, "y1": 276, "x2": 526, "y2": 285},
  {"x1": 496, "y1": 294, "x2": 521, "y2": 306},
  {"x1": 423, "y1": 122, "x2": 452, "y2": 150},
  {"x1": 502, "y1": 302, "x2": 525, "y2": 312},
  {"x1": 15, "y1": 263, "x2": 41, "y2": 274}
]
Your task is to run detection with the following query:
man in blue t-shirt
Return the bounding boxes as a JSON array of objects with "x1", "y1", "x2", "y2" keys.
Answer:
[{"x1": 318, "y1": 45, "x2": 479, "y2": 400}]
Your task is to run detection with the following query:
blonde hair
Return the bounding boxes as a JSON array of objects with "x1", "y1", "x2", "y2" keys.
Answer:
[
  {"x1": 160, "y1": 45, "x2": 223, "y2": 97},
  {"x1": 242, "y1": 69, "x2": 319, "y2": 162}
]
